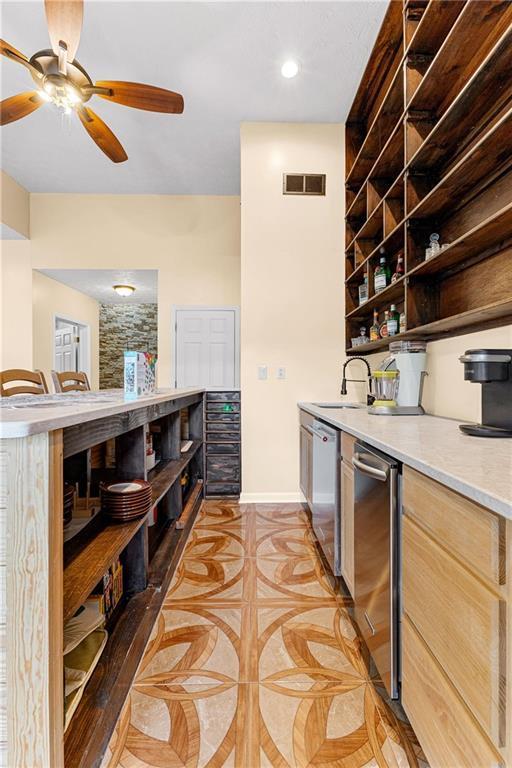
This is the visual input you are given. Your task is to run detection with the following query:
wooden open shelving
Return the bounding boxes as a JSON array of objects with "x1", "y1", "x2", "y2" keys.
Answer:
[
  {"x1": 62, "y1": 393, "x2": 205, "y2": 767},
  {"x1": 345, "y1": 0, "x2": 512, "y2": 355}
]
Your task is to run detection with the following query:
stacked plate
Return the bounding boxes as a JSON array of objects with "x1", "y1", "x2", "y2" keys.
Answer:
[
  {"x1": 100, "y1": 479, "x2": 152, "y2": 522},
  {"x1": 63, "y1": 483, "x2": 75, "y2": 527}
]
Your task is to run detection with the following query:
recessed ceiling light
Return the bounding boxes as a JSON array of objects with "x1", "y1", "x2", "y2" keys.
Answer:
[
  {"x1": 281, "y1": 60, "x2": 299, "y2": 79},
  {"x1": 113, "y1": 284, "x2": 135, "y2": 297}
]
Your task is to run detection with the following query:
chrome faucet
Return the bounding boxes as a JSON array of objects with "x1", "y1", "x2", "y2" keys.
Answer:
[{"x1": 341, "y1": 357, "x2": 374, "y2": 405}]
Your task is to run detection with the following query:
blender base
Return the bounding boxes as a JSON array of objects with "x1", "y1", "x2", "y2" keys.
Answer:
[{"x1": 368, "y1": 405, "x2": 425, "y2": 416}]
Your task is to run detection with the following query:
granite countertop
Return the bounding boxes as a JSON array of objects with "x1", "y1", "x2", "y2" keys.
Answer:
[
  {"x1": 0, "y1": 388, "x2": 205, "y2": 438},
  {"x1": 299, "y1": 402, "x2": 512, "y2": 519}
]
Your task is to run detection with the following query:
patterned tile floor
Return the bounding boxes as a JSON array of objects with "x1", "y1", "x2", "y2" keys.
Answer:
[{"x1": 101, "y1": 501, "x2": 428, "y2": 768}]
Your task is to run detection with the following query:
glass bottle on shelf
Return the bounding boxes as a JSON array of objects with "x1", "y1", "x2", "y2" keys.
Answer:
[
  {"x1": 425, "y1": 233, "x2": 441, "y2": 260},
  {"x1": 358, "y1": 273, "x2": 369, "y2": 306},
  {"x1": 374, "y1": 248, "x2": 390, "y2": 293},
  {"x1": 380, "y1": 310, "x2": 390, "y2": 338},
  {"x1": 387, "y1": 304, "x2": 400, "y2": 336},
  {"x1": 391, "y1": 254, "x2": 404, "y2": 283},
  {"x1": 399, "y1": 311, "x2": 407, "y2": 334},
  {"x1": 370, "y1": 309, "x2": 380, "y2": 342},
  {"x1": 359, "y1": 326, "x2": 369, "y2": 344}
]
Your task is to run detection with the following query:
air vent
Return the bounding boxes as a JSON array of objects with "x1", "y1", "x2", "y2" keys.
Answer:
[{"x1": 283, "y1": 173, "x2": 326, "y2": 196}]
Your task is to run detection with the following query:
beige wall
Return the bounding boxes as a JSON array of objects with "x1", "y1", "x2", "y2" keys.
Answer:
[
  {"x1": 0, "y1": 242, "x2": 33, "y2": 371},
  {"x1": 0, "y1": 171, "x2": 30, "y2": 238},
  {"x1": 241, "y1": 123, "x2": 345, "y2": 501},
  {"x1": 0, "y1": 194, "x2": 240, "y2": 386},
  {"x1": 32, "y1": 270, "x2": 100, "y2": 390}
]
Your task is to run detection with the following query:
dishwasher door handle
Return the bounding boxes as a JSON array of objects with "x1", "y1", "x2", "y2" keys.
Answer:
[{"x1": 352, "y1": 453, "x2": 388, "y2": 481}]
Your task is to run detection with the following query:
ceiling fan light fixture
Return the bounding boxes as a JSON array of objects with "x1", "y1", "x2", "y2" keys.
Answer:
[{"x1": 113, "y1": 284, "x2": 135, "y2": 297}]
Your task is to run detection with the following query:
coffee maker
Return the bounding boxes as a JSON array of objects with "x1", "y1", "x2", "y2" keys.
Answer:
[
  {"x1": 368, "y1": 340, "x2": 427, "y2": 415},
  {"x1": 459, "y1": 349, "x2": 512, "y2": 437}
]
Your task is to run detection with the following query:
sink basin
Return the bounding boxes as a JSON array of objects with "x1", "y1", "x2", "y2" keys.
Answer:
[{"x1": 312, "y1": 402, "x2": 364, "y2": 409}]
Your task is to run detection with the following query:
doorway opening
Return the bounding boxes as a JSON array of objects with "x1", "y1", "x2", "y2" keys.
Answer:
[
  {"x1": 173, "y1": 306, "x2": 240, "y2": 388},
  {"x1": 53, "y1": 315, "x2": 91, "y2": 379}
]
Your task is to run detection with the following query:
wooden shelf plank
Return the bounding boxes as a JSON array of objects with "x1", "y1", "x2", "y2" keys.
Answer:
[
  {"x1": 406, "y1": 0, "x2": 465, "y2": 57},
  {"x1": 148, "y1": 440, "x2": 202, "y2": 507},
  {"x1": 409, "y1": 108, "x2": 512, "y2": 220},
  {"x1": 408, "y1": 24, "x2": 512, "y2": 172},
  {"x1": 347, "y1": 298, "x2": 512, "y2": 355},
  {"x1": 176, "y1": 479, "x2": 203, "y2": 530},
  {"x1": 408, "y1": 202, "x2": 512, "y2": 278},
  {"x1": 407, "y1": 1, "x2": 512, "y2": 116},
  {"x1": 346, "y1": 277, "x2": 406, "y2": 320},
  {"x1": 63, "y1": 516, "x2": 147, "y2": 624}
]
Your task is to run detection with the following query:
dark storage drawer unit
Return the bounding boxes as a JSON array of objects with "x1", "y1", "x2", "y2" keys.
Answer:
[{"x1": 204, "y1": 391, "x2": 241, "y2": 498}]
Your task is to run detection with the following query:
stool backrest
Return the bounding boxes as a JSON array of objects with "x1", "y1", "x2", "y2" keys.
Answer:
[{"x1": 0, "y1": 368, "x2": 49, "y2": 397}]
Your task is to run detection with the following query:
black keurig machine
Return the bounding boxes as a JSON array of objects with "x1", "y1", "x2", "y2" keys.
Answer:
[{"x1": 459, "y1": 349, "x2": 512, "y2": 437}]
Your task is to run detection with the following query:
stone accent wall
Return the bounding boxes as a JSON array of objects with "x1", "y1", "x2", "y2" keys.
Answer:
[{"x1": 99, "y1": 303, "x2": 158, "y2": 389}]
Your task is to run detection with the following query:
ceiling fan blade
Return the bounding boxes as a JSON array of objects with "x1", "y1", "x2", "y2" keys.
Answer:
[
  {"x1": 77, "y1": 106, "x2": 128, "y2": 163},
  {"x1": 94, "y1": 81, "x2": 184, "y2": 113},
  {"x1": 1, "y1": 39, "x2": 43, "y2": 78},
  {"x1": 0, "y1": 91, "x2": 43, "y2": 126},
  {"x1": 44, "y1": 0, "x2": 83, "y2": 62}
]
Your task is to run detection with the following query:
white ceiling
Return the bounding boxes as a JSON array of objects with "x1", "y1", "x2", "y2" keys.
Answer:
[
  {"x1": 39, "y1": 269, "x2": 158, "y2": 303},
  {"x1": 1, "y1": 1, "x2": 387, "y2": 195}
]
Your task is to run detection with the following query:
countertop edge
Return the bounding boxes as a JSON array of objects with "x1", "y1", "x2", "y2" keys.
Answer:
[
  {"x1": 0, "y1": 388, "x2": 206, "y2": 438},
  {"x1": 298, "y1": 402, "x2": 512, "y2": 519}
]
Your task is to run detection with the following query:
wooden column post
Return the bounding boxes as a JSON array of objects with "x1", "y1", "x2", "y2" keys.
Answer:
[{"x1": 2, "y1": 430, "x2": 64, "y2": 768}]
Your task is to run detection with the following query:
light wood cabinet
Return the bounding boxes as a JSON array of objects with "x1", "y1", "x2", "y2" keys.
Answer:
[
  {"x1": 402, "y1": 467, "x2": 511, "y2": 767},
  {"x1": 299, "y1": 425, "x2": 313, "y2": 507},
  {"x1": 341, "y1": 460, "x2": 354, "y2": 597},
  {"x1": 402, "y1": 616, "x2": 504, "y2": 768}
]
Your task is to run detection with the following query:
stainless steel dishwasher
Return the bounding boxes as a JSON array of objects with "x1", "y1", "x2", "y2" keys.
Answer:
[
  {"x1": 352, "y1": 442, "x2": 400, "y2": 699},
  {"x1": 309, "y1": 420, "x2": 341, "y2": 576}
]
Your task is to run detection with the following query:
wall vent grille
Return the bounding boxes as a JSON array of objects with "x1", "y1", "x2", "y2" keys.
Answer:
[{"x1": 283, "y1": 173, "x2": 326, "y2": 196}]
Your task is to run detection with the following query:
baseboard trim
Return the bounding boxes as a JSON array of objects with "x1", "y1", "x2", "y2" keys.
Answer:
[{"x1": 239, "y1": 492, "x2": 304, "y2": 504}]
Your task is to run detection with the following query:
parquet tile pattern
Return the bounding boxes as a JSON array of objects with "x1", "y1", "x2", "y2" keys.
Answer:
[{"x1": 101, "y1": 501, "x2": 428, "y2": 768}]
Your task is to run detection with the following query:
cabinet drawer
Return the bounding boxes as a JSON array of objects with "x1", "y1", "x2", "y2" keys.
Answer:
[
  {"x1": 403, "y1": 516, "x2": 505, "y2": 745},
  {"x1": 206, "y1": 391, "x2": 240, "y2": 402},
  {"x1": 206, "y1": 402, "x2": 240, "y2": 414},
  {"x1": 403, "y1": 466, "x2": 505, "y2": 587},
  {"x1": 206, "y1": 443, "x2": 240, "y2": 455},
  {"x1": 206, "y1": 412, "x2": 240, "y2": 423},
  {"x1": 205, "y1": 482, "x2": 240, "y2": 497},
  {"x1": 206, "y1": 422, "x2": 241, "y2": 434},
  {"x1": 206, "y1": 455, "x2": 240, "y2": 483},
  {"x1": 402, "y1": 616, "x2": 503, "y2": 768},
  {"x1": 206, "y1": 431, "x2": 240, "y2": 443}
]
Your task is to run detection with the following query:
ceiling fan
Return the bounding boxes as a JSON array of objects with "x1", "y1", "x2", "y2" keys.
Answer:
[{"x1": 0, "y1": 0, "x2": 184, "y2": 162}]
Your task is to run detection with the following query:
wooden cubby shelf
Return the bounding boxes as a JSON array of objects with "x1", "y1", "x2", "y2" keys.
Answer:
[
  {"x1": 63, "y1": 516, "x2": 147, "y2": 624},
  {"x1": 345, "y1": 1, "x2": 512, "y2": 356},
  {"x1": 148, "y1": 439, "x2": 202, "y2": 507}
]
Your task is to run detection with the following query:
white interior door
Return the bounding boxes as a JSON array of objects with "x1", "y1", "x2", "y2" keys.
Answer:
[
  {"x1": 175, "y1": 308, "x2": 237, "y2": 388},
  {"x1": 54, "y1": 326, "x2": 78, "y2": 372}
]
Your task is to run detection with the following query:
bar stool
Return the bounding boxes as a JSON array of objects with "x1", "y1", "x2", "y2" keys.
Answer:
[
  {"x1": 51, "y1": 371, "x2": 91, "y2": 393},
  {"x1": 0, "y1": 368, "x2": 49, "y2": 396}
]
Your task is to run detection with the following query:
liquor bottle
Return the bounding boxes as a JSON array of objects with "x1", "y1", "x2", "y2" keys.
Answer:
[
  {"x1": 380, "y1": 310, "x2": 390, "y2": 337},
  {"x1": 391, "y1": 254, "x2": 404, "y2": 283},
  {"x1": 374, "y1": 249, "x2": 390, "y2": 293},
  {"x1": 399, "y1": 311, "x2": 407, "y2": 334},
  {"x1": 387, "y1": 304, "x2": 400, "y2": 336},
  {"x1": 370, "y1": 310, "x2": 380, "y2": 341},
  {"x1": 358, "y1": 273, "x2": 369, "y2": 305}
]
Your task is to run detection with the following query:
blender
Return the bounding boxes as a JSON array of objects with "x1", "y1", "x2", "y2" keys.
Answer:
[{"x1": 368, "y1": 341, "x2": 427, "y2": 415}]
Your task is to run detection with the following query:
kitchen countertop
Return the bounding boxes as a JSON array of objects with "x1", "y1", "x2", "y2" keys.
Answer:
[
  {"x1": 0, "y1": 388, "x2": 205, "y2": 438},
  {"x1": 299, "y1": 402, "x2": 512, "y2": 519}
]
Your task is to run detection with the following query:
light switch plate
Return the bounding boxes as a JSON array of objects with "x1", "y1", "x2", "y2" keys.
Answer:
[
  {"x1": 258, "y1": 365, "x2": 268, "y2": 380},
  {"x1": 277, "y1": 367, "x2": 286, "y2": 380}
]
